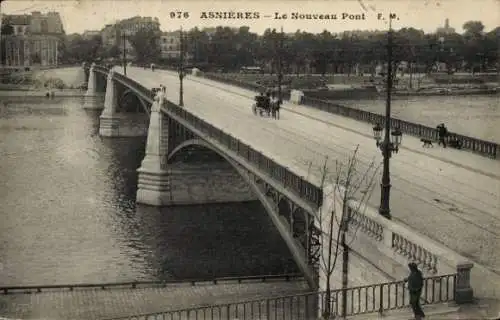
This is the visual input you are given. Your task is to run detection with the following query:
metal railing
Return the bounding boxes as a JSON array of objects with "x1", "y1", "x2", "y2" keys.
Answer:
[
  {"x1": 104, "y1": 274, "x2": 456, "y2": 320},
  {"x1": 0, "y1": 274, "x2": 303, "y2": 295},
  {"x1": 302, "y1": 96, "x2": 498, "y2": 159},
  {"x1": 86, "y1": 65, "x2": 323, "y2": 211},
  {"x1": 163, "y1": 101, "x2": 323, "y2": 210},
  {"x1": 199, "y1": 73, "x2": 498, "y2": 159}
]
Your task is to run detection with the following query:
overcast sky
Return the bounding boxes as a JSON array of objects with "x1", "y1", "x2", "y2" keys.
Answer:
[{"x1": 1, "y1": 0, "x2": 498, "y2": 34}]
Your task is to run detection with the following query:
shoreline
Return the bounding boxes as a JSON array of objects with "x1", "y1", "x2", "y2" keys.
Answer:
[{"x1": 0, "y1": 89, "x2": 86, "y2": 98}]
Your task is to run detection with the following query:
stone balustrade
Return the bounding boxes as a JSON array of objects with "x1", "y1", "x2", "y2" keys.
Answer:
[{"x1": 320, "y1": 183, "x2": 474, "y2": 304}]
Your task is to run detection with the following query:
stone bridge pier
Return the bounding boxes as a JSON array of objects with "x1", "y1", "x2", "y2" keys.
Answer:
[
  {"x1": 98, "y1": 70, "x2": 150, "y2": 137},
  {"x1": 83, "y1": 63, "x2": 106, "y2": 110},
  {"x1": 136, "y1": 92, "x2": 257, "y2": 206}
]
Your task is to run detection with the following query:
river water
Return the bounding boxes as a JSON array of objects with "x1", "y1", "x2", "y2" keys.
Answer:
[
  {"x1": 0, "y1": 96, "x2": 297, "y2": 286},
  {"x1": 334, "y1": 95, "x2": 500, "y2": 143}
]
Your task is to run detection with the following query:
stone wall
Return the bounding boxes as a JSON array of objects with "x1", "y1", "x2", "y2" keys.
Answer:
[
  {"x1": 99, "y1": 113, "x2": 149, "y2": 137},
  {"x1": 164, "y1": 161, "x2": 257, "y2": 206}
]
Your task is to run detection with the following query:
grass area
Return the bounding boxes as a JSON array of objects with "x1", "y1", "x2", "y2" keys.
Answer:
[{"x1": 0, "y1": 67, "x2": 86, "y2": 90}]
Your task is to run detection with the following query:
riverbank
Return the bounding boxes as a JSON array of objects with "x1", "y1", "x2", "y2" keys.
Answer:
[
  {"x1": 0, "y1": 88, "x2": 85, "y2": 98},
  {"x1": 387, "y1": 87, "x2": 499, "y2": 97}
]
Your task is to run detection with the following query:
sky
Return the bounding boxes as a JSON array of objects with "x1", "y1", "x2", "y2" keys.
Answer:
[{"x1": 1, "y1": 0, "x2": 499, "y2": 35}]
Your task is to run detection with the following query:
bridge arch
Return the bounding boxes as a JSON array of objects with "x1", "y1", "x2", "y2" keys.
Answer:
[
  {"x1": 278, "y1": 198, "x2": 292, "y2": 225},
  {"x1": 118, "y1": 89, "x2": 149, "y2": 114},
  {"x1": 166, "y1": 138, "x2": 319, "y2": 289},
  {"x1": 167, "y1": 138, "x2": 290, "y2": 224}
]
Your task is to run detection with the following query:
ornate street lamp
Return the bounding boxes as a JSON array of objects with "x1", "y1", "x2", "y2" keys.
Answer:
[
  {"x1": 372, "y1": 18, "x2": 403, "y2": 220},
  {"x1": 373, "y1": 124, "x2": 403, "y2": 152},
  {"x1": 178, "y1": 27, "x2": 185, "y2": 107},
  {"x1": 277, "y1": 27, "x2": 284, "y2": 103},
  {"x1": 120, "y1": 27, "x2": 128, "y2": 76}
]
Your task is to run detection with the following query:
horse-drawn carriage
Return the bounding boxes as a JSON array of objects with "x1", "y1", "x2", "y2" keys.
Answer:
[{"x1": 252, "y1": 92, "x2": 281, "y2": 119}]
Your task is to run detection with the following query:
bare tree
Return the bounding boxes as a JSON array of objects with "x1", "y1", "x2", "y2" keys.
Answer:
[{"x1": 308, "y1": 145, "x2": 380, "y2": 319}]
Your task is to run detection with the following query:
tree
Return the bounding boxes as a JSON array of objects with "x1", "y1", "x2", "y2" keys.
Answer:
[
  {"x1": 1, "y1": 23, "x2": 14, "y2": 35},
  {"x1": 102, "y1": 45, "x2": 120, "y2": 59},
  {"x1": 484, "y1": 27, "x2": 499, "y2": 70},
  {"x1": 150, "y1": 22, "x2": 498, "y2": 75},
  {"x1": 60, "y1": 34, "x2": 103, "y2": 63},
  {"x1": 462, "y1": 20, "x2": 486, "y2": 72},
  {"x1": 186, "y1": 27, "x2": 211, "y2": 67},
  {"x1": 463, "y1": 21, "x2": 485, "y2": 36},
  {"x1": 1, "y1": 23, "x2": 14, "y2": 65},
  {"x1": 128, "y1": 28, "x2": 161, "y2": 63},
  {"x1": 310, "y1": 146, "x2": 379, "y2": 319}
]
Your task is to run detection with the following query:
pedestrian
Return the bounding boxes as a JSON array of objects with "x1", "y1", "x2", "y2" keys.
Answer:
[
  {"x1": 405, "y1": 262, "x2": 425, "y2": 319},
  {"x1": 437, "y1": 123, "x2": 448, "y2": 148}
]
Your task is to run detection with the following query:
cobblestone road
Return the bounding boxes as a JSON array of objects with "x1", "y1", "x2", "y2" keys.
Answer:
[{"x1": 0, "y1": 280, "x2": 309, "y2": 319}]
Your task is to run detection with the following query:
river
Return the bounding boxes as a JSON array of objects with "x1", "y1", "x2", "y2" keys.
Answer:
[
  {"x1": 0, "y1": 96, "x2": 297, "y2": 286},
  {"x1": 334, "y1": 95, "x2": 500, "y2": 143}
]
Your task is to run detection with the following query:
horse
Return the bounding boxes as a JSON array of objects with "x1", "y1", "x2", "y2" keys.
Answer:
[{"x1": 270, "y1": 100, "x2": 282, "y2": 119}]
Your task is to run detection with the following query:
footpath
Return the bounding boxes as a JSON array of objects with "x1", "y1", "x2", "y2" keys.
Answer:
[{"x1": 0, "y1": 279, "x2": 308, "y2": 319}]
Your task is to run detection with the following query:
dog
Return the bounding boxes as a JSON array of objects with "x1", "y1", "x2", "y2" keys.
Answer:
[
  {"x1": 449, "y1": 137, "x2": 463, "y2": 149},
  {"x1": 420, "y1": 138, "x2": 434, "y2": 148}
]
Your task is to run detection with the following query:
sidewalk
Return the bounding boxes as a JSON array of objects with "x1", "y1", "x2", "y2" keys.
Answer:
[
  {"x1": 0, "y1": 280, "x2": 308, "y2": 319},
  {"x1": 348, "y1": 300, "x2": 500, "y2": 320}
]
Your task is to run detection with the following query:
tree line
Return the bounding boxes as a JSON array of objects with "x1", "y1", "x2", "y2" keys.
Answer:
[
  {"x1": 183, "y1": 21, "x2": 498, "y2": 75},
  {"x1": 12, "y1": 20, "x2": 496, "y2": 75}
]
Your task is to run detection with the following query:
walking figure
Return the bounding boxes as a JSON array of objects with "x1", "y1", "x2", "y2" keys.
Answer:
[
  {"x1": 405, "y1": 262, "x2": 425, "y2": 319},
  {"x1": 270, "y1": 91, "x2": 279, "y2": 119},
  {"x1": 436, "y1": 123, "x2": 448, "y2": 148}
]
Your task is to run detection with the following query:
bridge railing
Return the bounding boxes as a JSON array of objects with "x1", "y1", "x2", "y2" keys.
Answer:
[
  {"x1": 0, "y1": 273, "x2": 302, "y2": 295},
  {"x1": 93, "y1": 65, "x2": 156, "y2": 103},
  {"x1": 197, "y1": 73, "x2": 498, "y2": 159},
  {"x1": 89, "y1": 65, "x2": 323, "y2": 209},
  {"x1": 113, "y1": 72, "x2": 156, "y2": 102},
  {"x1": 103, "y1": 274, "x2": 456, "y2": 320},
  {"x1": 165, "y1": 101, "x2": 323, "y2": 210},
  {"x1": 302, "y1": 96, "x2": 498, "y2": 159}
]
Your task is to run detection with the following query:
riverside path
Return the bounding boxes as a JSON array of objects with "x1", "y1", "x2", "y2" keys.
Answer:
[
  {"x1": 0, "y1": 279, "x2": 309, "y2": 319},
  {"x1": 116, "y1": 66, "x2": 500, "y2": 279}
]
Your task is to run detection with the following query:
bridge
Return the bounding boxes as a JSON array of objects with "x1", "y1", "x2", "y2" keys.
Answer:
[{"x1": 79, "y1": 63, "x2": 499, "y2": 316}]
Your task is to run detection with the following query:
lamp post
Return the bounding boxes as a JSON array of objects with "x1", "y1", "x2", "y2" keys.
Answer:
[
  {"x1": 0, "y1": 11, "x2": 3, "y2": 67},
  {"x1": 179, "y1": 27, "x2": 185, "y2": 107},
  {"x1": 121, "y1": 29, "x2": 127, "y2": 76},
  {"x1": 372, "y1": 19, "x2": 403, "y2": 220},
  {"x1": 277, "y1": 27, "x2": 284, "y2": 103}
]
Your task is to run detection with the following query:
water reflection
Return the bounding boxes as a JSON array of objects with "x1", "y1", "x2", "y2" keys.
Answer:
[
  {"x1": 134, "y1": 203, "x2": 298, "y2": 281},
  {"x1": 0, "y1": 97, "x2": 297, "y2": 286}
]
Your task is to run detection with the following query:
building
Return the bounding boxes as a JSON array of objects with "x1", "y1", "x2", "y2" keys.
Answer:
[
  {"x1": 100, "y1": 24, "x2": 119, "y2": 48},
  {"x1": 1, "y1": 11, "x2": 64, "y2": 67},
  {"x1": 160, "y1": 31, "x2": 181, "y2": 59},
  {"x1": 436, "y1": 18, "x2": 456, "y2": 35},
  {"x1": 100, "y1": 16, "x2": 160, "y2": 60},
  {"x1": 159, "y1": 31, "x2": 193, "y2": 62},
  {"x1": 82, "y1": 30, "x2": 100, "y2": 40}
]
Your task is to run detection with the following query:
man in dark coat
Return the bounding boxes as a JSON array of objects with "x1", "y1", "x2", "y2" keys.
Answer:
[
  {"x1": 437, "y1": 123, "x2": 448, "y2": 148},
  {"x1": 406, "y1": 262, "x2": 425, "y2": 319}
]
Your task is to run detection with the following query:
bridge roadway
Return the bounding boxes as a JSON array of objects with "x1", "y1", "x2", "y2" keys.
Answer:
[
  {"x1": 0, "y1": 280, "x2": 308, "y2": 319},
  {"x1": 117, "y1": 67, "x2": 500, "y2": 276}
]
